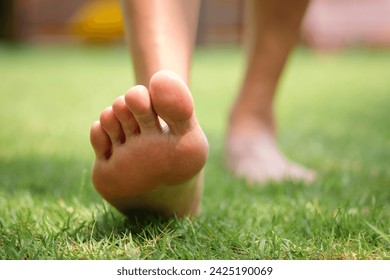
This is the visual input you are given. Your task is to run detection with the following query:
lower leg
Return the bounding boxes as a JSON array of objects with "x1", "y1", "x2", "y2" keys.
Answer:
[
  {"x1": 121, "y1": 0, "x2": 200, "y2": 85},
  {"x1": 227, "y1": 0, "x2": 315, "y2": 184},
  {"x1": 90, "y1": 0, "x2": 208, "y2": 217}
]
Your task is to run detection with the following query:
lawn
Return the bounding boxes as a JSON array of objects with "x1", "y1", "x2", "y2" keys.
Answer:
[{"x1": 0, "y1": 43, "x2": 389, "y2": 259}]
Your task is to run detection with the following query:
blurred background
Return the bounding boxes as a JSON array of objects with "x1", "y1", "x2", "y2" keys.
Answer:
[{"x1": 1, "y1": 0, "x2": 390, "y2": 49}]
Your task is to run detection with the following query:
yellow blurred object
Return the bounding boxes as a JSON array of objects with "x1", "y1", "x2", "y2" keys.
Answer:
[{"x1": 71, "y1": 0, "x2": 124, "y2": 44}]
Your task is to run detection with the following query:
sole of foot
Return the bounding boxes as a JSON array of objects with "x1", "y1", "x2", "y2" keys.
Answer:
[{"x1": 90, "y1": 70, "x2": 208, "y2": 218}]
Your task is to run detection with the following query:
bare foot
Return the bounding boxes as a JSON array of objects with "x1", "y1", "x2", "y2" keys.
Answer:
[
  {"x1": 226, "y1": 126, "x2": 316, "y2": 185},
  {"x1": 90, "y1": 71, "x2": 208, "y2": 217}
]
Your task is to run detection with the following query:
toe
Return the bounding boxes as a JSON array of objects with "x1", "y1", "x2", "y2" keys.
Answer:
[
  {"x1": 124, "y1": 85, "x2": 161, "y2": 133},
  {"x1": 90, "y1": 121, "x2": 112, "y2": 159},
  {"x1": 100, "y1": 107, "x2": 125, "y2": 145},
  {"x1": 112, "y1": 95, "x2": 139, "y2": 137},
  {"x1": 149, "y1": 70, "x2": 196, "y2": 135},
  {"x1": 288, "y1": 163, "x2": 317, "y2": 184}
]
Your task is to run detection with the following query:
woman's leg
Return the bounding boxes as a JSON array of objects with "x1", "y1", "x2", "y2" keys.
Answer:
[
  {"x1": 90, "y1": 0, "x2": 209, "y2": 217},
  {"x1": 227, "y1": 0, "x2": 316, "y2": 184}
]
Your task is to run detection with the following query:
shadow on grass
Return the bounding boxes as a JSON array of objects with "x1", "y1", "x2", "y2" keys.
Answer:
[{"x1": 0, "y1": 155, "x2": 190, "y2": 233}]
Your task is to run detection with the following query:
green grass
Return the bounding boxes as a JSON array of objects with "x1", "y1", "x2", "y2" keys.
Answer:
[{"x1": 0, "y1": 43, "x2": 389, "y2": 259}]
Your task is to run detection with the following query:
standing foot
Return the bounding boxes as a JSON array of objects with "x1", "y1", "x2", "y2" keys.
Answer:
[{"x1": 226, "y1": 127, "x2": 316, "y2": 185}]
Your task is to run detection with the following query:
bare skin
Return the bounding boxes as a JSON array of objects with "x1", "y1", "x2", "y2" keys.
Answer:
[
  {"x1": 90, "y1": 0, "x2": 316, "y2": 218},
  {"x1": 92, "y1": 0, "x2": 206, "y2": 218},
  {"x1": 226, "y1": 0, "x2": 316, "y2": 184},
  {"x1": 91, "y1": 71, "x2": 208, "y2": 217}
]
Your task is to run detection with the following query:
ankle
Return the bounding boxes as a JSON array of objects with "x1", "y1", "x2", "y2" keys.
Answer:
[{"x1": 229, "y1": 106, "x2": 276, "y2": 137}]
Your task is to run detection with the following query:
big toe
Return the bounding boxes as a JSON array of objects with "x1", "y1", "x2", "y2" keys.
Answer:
[{"x1": 149, "y1": 70, "x2": 196, "y2": 135}]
